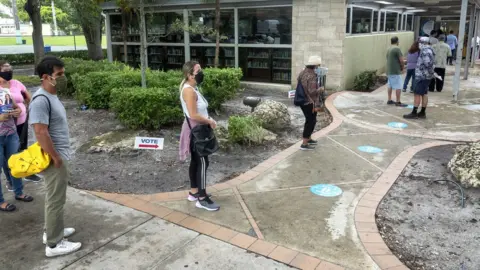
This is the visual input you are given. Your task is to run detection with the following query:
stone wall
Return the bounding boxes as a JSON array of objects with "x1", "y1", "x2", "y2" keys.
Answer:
[{"x1": 291, "y1": 0, "x2": 346, "y2": 90}]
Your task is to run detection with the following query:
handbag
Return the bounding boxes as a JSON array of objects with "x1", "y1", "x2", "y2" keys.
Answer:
[
  {"x1": 186, "y1": 116, "x2": 219, "y2": 157},
  {"x1": 8, "y1": 94, "x2": 52, "y2": 177}
]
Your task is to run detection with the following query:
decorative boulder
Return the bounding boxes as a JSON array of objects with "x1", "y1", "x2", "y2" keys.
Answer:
[
  {"x1": 448, "y1": 142, "x2": 480, "y2": 188},
  {"x1": 251, "y1": 100, "x2": 290, "y2": 131}
]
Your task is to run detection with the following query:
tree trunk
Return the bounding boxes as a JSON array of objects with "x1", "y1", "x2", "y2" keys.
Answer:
[
  {"x1": 214, "y1": 0, "x2": 220, "y2": 67},
  {"x1": 81, "y1": 14, "x2": 104, "y2": 60},
  {"x1": 139, "y1": 0, "x2": 147, "y2": 88},
  {"x1": 25, "y1": 0, "x2": 44, "y2": 70}
]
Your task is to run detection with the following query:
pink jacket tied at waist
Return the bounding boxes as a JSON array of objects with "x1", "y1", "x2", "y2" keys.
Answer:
[{"x1": 179, "y1": 118, "x2": 199, "y2": 161}]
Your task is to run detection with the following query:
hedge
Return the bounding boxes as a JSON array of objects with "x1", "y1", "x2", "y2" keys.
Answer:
[
  {"x1": 0, "y1": 49, "x2": 107, "y2": 66},
  {"x1": 110, "y1": 87, "x2": 183, "y2": 129},
  {"x1": 201, "y1": 68, "x2": 243, "y2": 111},
  {"x1": 73, "y1": 69, "x2": 182, "y2": 109},
  {"x1": 73, "y1": 68, "x2": 242, "y2": 111},
  {"x1": 228, "y1": 115, "x2": 266, "y2": 145},
  {"x1": 63, "y1": 58, "x2": 128, "y2": 97}
]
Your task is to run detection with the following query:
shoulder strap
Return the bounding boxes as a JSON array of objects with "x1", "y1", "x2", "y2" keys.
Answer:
[{"x1": 31, "y1": 94, "x2": 52, "y2": 126}]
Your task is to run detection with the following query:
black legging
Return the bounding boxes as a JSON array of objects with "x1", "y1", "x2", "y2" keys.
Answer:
[
  {"x1": 300, "y1": 103, "x2": 317, "y2": 139},
  {"x1": 189, "y1": 137, "x2": 209, "y2": 197},
  {"x1": 17, "y1": 122, "x2": 28, "y2": 151}
]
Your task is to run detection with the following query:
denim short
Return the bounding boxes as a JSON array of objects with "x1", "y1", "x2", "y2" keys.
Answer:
[{"x1": 387, "y1": 75, "x2": 403, "y2": 90}]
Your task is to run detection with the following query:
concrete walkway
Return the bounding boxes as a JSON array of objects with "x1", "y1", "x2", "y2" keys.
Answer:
[{"x1": 1, "y1": 70, "x2": 478, "y2": 270}]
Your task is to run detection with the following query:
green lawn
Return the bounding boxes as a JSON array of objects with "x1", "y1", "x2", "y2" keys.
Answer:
[{"x1": 0, "y1": 35, "x2": 106, "y2": 46}]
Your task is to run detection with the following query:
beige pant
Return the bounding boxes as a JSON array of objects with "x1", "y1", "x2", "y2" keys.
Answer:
[{"x1": 44, "y1": 161, "x2": 69, "y2": 247}]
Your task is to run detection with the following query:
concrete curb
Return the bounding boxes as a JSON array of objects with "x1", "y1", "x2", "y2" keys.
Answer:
[{"x1": 353, "y1": 140, "x2": 456, "y2": 270}]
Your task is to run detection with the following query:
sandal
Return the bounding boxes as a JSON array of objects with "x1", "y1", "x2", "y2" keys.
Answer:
[
  {"x1": 0, "y1": 203, "x2": 16, "y2": 212},
  {"x1": 15, "y1": 195, "x2": 34, "y2": 202}
]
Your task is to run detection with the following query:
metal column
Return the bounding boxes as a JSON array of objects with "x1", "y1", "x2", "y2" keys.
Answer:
[
  {"x1": 473, "y1": 10, "x2": 480, "y2": 68},
  {"x1": 453, "y1": 0, "x2": 469, "y2": 100},
  {"x1": 464, "y1": 5, "x2": 475, "y2": 79}
]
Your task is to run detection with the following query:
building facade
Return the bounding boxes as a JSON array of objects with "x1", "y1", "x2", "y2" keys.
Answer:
[{"x1": 102, "y1": 0, "x2": 415, "y2": 90}]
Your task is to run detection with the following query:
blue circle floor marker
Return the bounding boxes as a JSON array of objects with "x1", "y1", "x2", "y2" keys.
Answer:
[
  {"x1": 406, "y1": 105, "x2": 414, "y2": 109},
  {"x1": 387, "y1": 122, "x2": 408, "y2": 129},
  {"x1": 310, "y1": 184, "x2": 343, "y2": 197},
  {"x1": 358, "y1": 145, "x2": 383, "y2": 154}
]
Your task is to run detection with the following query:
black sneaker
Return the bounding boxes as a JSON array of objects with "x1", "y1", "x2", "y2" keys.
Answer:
[
  {"x1": 24, "y1": 175, "x2": 42, "y2": 183},
  {"x1": 307, "y1": 139, "x2": 318, "y2": 145},
  {"x1": 402, "y1": 89, "x2": 407, "y2": 92},
  {"x1": 396, "y1": 102, "x2": 408, "y2": 107},
  {"x1": 387, "y1": 100, "x2": 395, "y2": 105},
  {"x1": 403, "y1": 112, "x2": 418, "y2": 119},
  {"x1": 410, "y1": 90, "x2": 414, "y2": 93},
  {"x1": 300, "y1": 144, "x2": 315, "y2": 151},
  {"x1": 417, "y1": 112, "x2": 426, "y2": 119},
  {"x1": 5, "y1": 182, "x2": 13, "y2": 192}
]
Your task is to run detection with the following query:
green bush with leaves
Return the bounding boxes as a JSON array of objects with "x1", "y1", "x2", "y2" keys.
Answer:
[
  {"x1": 110, "y1": 86, "x2": 183, "y2": 130},
  {"x1": 0, "y1": 50, "x2": 107, "y2": 66},
  {"x1": 73, "y1": 69, "x2": 183, "y2": 109},
  {"x1": 228, "y1": 116, "x2": 267, "y2": 145},
  {"x1": 353, "y1": 70, "x2": 377, "y2": 92},
  {"x1": 200, "y1": 68, "x2": 243, "y2": 111},
  {"x1": 63, "y1": 58, "x2": 128, "y2": 97}
]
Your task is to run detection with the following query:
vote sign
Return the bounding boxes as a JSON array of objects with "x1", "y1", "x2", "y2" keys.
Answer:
[{"x1": 134, "y1": 137, "x2": 164, "y2": 150}]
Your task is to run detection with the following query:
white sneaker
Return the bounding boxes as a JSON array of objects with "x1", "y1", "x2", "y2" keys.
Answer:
[
  {"x1": 43, "y1": 228, "x2": 76, "y2": 244},
  {"x1": 45, "y1": 239, "x2": 82, "y2": 257}
]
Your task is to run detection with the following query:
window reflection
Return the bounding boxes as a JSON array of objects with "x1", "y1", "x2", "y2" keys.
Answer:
[
  {"x1": 189, "y1": 10, "x2": 235, "y2": 44},
  {"x1": 386, "y1": 12, "x2": 398, "y2": 32},
  {"x1": 146, "y1": 12, "x2": 184, "y2": 43},
  {"x1": 352, "y1": 7, "x2": 372, "y2": 34},
  {"x1": 238, "y1": 7, "x2": 292, "y2": 44}
]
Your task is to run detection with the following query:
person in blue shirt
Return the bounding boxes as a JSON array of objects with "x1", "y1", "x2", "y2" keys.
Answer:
[{"x1": 446, "y1": 30, "x2": 458, "y2": 65}]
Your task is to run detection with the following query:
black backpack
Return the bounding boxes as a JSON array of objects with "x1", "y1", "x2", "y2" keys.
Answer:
[{"x1": 294, "y1": 79, "x2": 307, "y2": 106}]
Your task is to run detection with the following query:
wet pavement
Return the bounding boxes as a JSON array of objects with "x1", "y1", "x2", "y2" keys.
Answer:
[{"x1": 0, "y1": 70, "x2": 479, "y2": 269}]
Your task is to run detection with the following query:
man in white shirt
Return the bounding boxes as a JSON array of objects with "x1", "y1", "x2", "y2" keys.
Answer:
[{"x1": 471, "y1": 36, "x2": 480, "y2": 61}]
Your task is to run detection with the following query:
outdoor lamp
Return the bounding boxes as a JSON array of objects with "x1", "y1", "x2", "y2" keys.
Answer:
[{"x1": 243, "y1": 97, "x2": 262, "y2": 112}]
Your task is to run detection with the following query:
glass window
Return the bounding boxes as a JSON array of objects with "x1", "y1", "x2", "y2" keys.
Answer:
[
  {"x1": 352, "y1": 7, "x2": 372, "y2": 34},
  {"x1": 110, "y1": 13, "x2": 140, "y2": 43},
  {"x1": 346, "y1": 7, "x2": 351, "y2": 34},
  {"x1": 380, "y1": 11, "x2": 385, "y2": 31},
  {"x1": 146, "y1": 12, "x2": 184, "y2": 43},
  {"x1": 112, "y1": 45, "x2": 141, "y2": 68},
  {"x1": 190, "y1": 47, "x2": 235, "y2": 68},
  {"x1": 189, "y1": 9, "x2": 235, "y2": 44},
  {"x1": 238, "y1": 7, "x2": 292, "y2": 44},
  {"x1": 386, "y1": 12, "x2": 397, "y2": 32},
  {"x1": 238, "y1": 48, "x2": 292, "y2": 84},
  {"x1": 407, "y1": 14, "x2": 413, "y2": 31},
  {"x1": 373, "y1": 11, "x2": 379, "y2": 32}
]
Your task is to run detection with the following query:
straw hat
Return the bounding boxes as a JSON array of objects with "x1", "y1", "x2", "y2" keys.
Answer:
[{"x1": 305, "y1": 55, "x2": 322, "y2": 66}]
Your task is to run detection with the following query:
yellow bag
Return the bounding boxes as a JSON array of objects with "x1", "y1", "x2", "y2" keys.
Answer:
[{"x1": 8, "y1": 142, "x2": 51, "y2": 178}]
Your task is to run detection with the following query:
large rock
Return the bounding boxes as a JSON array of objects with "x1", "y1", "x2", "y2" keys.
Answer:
[
  {"x1": 448, "y1": 142, "x2": 480, "y2": 188},
  {"x1": 251, "y1": 100, "x2": 290, "y2": 131},
  {"x1": 80, "y1": 130, "x2": 138, "y2": 154}
]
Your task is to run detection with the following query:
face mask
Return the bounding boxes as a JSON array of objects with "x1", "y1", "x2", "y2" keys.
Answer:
[
  {"x1": 0, "y1": 71, "x2": 13, "y2": 81},
  {"x1": 195, "y1": 71, "x2": 204, "y2": 85},
  {"x1": 315, "y1": 67, "x2": 321, "y2": 75},
  {"x1": 52, "y1": 75, "x2": 68, "y2": 92}
]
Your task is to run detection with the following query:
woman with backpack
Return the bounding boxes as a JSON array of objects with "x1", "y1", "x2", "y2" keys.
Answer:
[
  {"x1": 178, "y1": 61, "x2": 219, "y2": 212},
  {"x1": 403, "y1": 41, "x2": 420, "y2": 93},
  {"x1": 296, "y1": 56, "x2": 324, "y2": 151}
]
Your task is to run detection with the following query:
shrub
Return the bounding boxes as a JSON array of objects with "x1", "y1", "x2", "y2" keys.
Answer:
[
  {"x1": 228, "y1": 116, "x2": 268, "y2": 145},
  {"x1": 110, "y1": 86, "x2": 183, "y2": 129},
  {"x1": 73, "y1": 69, "x2": 183, "y2": 109},
  {"x1": 200, "y1": 68, "x2": 243, "y2": 111},
  {"x1": 63, "y1": 58, "x2": 127, "y2": 97},
  {"x1": 13, "y1": 75, "x2": 40, "y2": 87},
  {"x1": 353, "y1": 70, "x2": 377, "y2": 91},
  {"x1": 0, "y1": 50, "x2": 107, "y2": 66}
]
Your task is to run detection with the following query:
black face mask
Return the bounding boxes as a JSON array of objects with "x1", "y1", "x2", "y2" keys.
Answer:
[
  {"x1": 0, "y1": 71, "x2": 13, "y2": 81},
  {"x1": 195, "y1": 71, "x2": 204, "y2": 85}
]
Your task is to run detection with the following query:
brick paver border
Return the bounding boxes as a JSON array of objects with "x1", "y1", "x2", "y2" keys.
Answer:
[
  {"x1": 354, "y1": 140, "x2": 455, "y2": 270},
  {"x1": 85, "y1": 92, "x2": 462, "y2": 270}
]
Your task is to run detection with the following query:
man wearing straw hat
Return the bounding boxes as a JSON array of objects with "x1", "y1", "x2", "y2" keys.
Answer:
[{"x1": 297, "y1": 55, "x2": 324, "y2": 151}]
